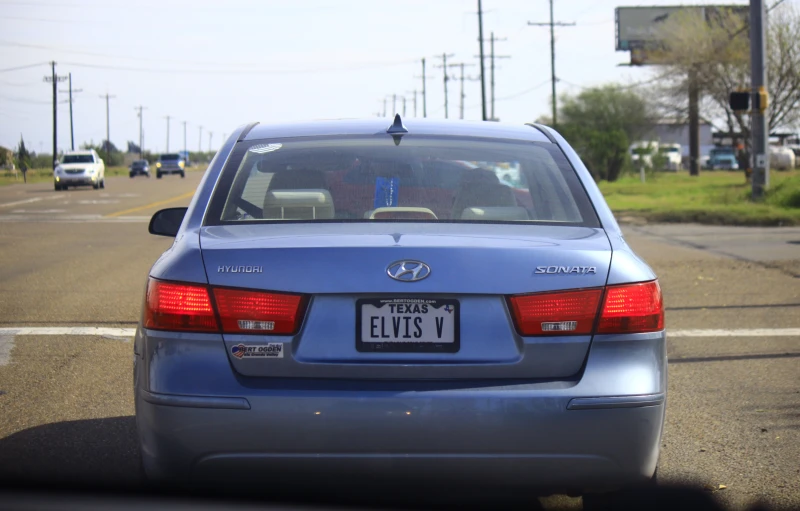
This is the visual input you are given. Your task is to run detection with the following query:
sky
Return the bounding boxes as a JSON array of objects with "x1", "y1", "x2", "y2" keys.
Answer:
[{"x1": 0, "y1": 0, "x2": 778, "y2": 155}]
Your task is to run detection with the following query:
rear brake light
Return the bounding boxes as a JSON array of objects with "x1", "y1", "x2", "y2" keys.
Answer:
[
  {"x1": 597, "y1": 281, "x2": 664, "y2": 334},
  {"x1": 509, "y1": 289, "x2": 603, "y2": 335},
  {"x1": 144, "y1": 279, "x2": 218, "y2": 332},
  {"x1": 214, "y1": 288, "x2": 304, "y2": 335}
]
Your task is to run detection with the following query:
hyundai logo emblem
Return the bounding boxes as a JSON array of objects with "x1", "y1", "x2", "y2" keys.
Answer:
[{"x1": 387, "y1": 260, "x2": 431, "y2": 282}]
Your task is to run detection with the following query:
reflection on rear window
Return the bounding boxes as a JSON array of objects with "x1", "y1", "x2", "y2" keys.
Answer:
[
  {"x1": 206, "y1": 136, "x2": 599, "y2": 227},
  {"x1": 160, "y1": 154, "x2": 181, "y2": 160}
]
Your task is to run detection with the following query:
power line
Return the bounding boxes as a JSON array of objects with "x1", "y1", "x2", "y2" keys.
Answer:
[
  {"x1": 58, "y1": 59, "x2": 417, "y2": 76},
  {"x1": 0, "y1": 93, "x2": 50, "y2": 104},
  {"x1": 0, "y1": 62, "x2": 48, "y2": 73},
  {"x1": 528, "y1": 0, "x2": 576, "y2": 127},
  {"x1": 495, "y1": 79, "x2": 551, "y2": 102}
]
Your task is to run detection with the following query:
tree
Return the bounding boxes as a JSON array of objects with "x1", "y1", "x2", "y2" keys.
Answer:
[
  {"x1": 81, "y1": 140, "x2": 124, "y2": 166},
  {"x1": 127, "y1": 141, "x2": 141, "y2": 154},
  {"x1": 650, "y1": 4, "x2": 800, "y2": 154},
  {"x1": 556, "y1": 85, "x2": 654, "y2": 182},
  {"x1": 15, "y1": 135, "x2": 30, "y2": 171}
]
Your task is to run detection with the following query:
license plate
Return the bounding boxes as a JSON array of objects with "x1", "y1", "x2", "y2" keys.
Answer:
[{"x1": 356, "y1": 298, "x2": 459, "y2": 353}]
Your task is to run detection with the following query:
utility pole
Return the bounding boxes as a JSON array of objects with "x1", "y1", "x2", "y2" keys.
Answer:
[
  {"x1": 392, "y1": 94, "x2": 397, "y2": 115},
  {"x1": 182, "y1": 121, "x2": 187, "y2": 160},
  {"x1": 135, "y1": 106, "x2": 146, "y2": 159},
  {"x1": 43, "y1": 62, "x2": 67, "y2": 167},
  {"x1": 750, "y1": 0, "x2": 769, "y2": 199},
  {"x1": 421, "y1": 58, "x2": 427, "y2": 118},
  {"x1": 688, "y1": 68, "x2": 700, "y2": 176},
  {"x1": 382, "y1": 98, "x2": 387, "y2": 117},
  {"x1": 448, "y1": 62, "x2": 477, "y2": 120},
  {"x1": 208, "y1": 131, "x2": 213, "y2": 152},
  {"x1": 401, "y1": 96, "x2": 407, "y2": 116},
  {"x1": 99, "y1": 93, "x2": 115, "y2": 164},
  {"x1": 59, "y1": 73, "x2": 82, "y2": 150},
  {"x1": 198, "y1": 126, "x2": 203, "y2": 153},
  {"x1": 477, "y1": 0, "x2": 487, "y2": 120},
  {"x1": 164, "y1": 115, "x2": 171, "y2": 152},
  {"x1": 435, "y1": 53, "x2": 456, "y2": 118},
  {"x1": 528, "y1": 0, "x2": 575, "y2": 127},
  {"x1": 476, "y1": 33, "x2": 510, "y2": 121}
]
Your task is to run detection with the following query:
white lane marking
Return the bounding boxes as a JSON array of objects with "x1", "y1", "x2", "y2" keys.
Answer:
[
  {"x1": 0, "y1": 214, "x2": 149, "y2": 223},
  {"x1": 0, "y1": 327, "x2": 135, "y2": 338},
  {"x1": 0, "y1": 334, "x2": 14, "y2": 366},
  {"x1": 10, "y1": 209, "x2": 66, "y2": 214},
  {"x1": 669, "y1": 328, "x2": 800, "y2": 337},
  {"x1": 0, "y1": 197, "x2": 48, "y2": 208}
]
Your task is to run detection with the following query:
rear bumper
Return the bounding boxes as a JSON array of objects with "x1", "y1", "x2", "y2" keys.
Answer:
[
  {"x1": 137, "y1": 390, "x2": 664, "y2": 493},
  {"x1": 134, "y1": 330, "x2": 667, "y2": 492}
]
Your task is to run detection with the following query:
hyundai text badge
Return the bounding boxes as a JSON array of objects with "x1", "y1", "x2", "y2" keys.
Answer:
[{"x1": 387, "y1": 260, "x2": 431, "y2": 282}]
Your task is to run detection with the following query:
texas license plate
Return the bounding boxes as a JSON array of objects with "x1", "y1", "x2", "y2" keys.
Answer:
[{"x1": 356, "y1": 298, "x2": 460, "y2": 353}]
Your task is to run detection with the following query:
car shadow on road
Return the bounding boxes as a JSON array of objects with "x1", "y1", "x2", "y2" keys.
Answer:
[{"x1": 0, "y1": 416, "x2": 140, "y2": 487}]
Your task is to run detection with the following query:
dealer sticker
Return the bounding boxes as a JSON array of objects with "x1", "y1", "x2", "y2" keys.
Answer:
[{"x1": 231, "y1": 343, "x2": 284, "y2": 359}]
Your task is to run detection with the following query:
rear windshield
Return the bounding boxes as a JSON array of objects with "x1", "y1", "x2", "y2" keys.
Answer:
[
  {"x1": 61, "y1": 154, "x2": 94, "y2": 164},
  {"x1": 205, "y1": 136, "x2": 599, "y2": 227},
  {"x1": 160, "y1": 154, "x2": 181, "y2": 160}
]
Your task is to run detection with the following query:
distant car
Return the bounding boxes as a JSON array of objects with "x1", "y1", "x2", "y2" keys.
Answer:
[
  {"x1": 769, "y1": 146, "x2": 796, "y2": 171},
  {"x1": 707, "y1": 148, "x2": 739, "y2": 170},
  {"x1": 129, "y1": 160, "x2": 151, "y2": 178},
  {"x1": 630, "y1": 140, "x2": 658, "y2": 169},
  {"x1": 53, "y1": 149, "x2": 105, "y2": 191},
  {"x1": 137, "y1": 117, "x2": 666, "y2": 505},
  {"x1": 156, "y1": 153, "x2": 186, "y2": 178},
  {"x1": 657, "y1": 144, "x2": 682, "y2": 171}
]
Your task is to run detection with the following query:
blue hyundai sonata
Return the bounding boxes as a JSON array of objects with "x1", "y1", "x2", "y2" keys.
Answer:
[{"x1": 135, "y1": 116, "x2": 665, "y2": 502}]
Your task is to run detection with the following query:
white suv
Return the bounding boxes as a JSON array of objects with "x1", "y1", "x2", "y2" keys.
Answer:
[{"x1": 54, "y1": 150, "x2": 106, "y2": 191}]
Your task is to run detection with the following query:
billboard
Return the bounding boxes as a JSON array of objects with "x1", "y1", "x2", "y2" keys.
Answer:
[{"x1": 616, "y1": 5, "x2": 749, "y2": 64}]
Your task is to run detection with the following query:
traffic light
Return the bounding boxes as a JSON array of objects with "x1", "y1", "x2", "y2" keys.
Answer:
[
  {"x1": 753, "y1": 87, "x2": 769, "y2": 112},
  {"x1": 729, "y1": 91, "x2": 749, "y2": 112}
]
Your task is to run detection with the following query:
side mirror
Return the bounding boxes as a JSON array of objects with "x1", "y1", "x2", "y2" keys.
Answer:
[{"x1": 149, "y1": 207, "x2": 188, "y2": 237}]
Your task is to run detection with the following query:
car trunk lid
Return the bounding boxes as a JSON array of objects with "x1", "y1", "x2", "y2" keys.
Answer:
[{"x1": 200, "y1": 223, "x2": 611, "y2": 380}]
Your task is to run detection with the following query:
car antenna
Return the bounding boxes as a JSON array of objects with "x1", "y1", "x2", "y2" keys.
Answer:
[{"x1": 386, "y1": 114, "x2": 408, "y2": 145}]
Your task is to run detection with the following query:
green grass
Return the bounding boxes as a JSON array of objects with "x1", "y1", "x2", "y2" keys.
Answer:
[
  {"x1": 598, "y1": 170, "x2": 800, "y2": 226},
  {"x1": 0, "y1": 165, "x2": 206, "y2": 187}
]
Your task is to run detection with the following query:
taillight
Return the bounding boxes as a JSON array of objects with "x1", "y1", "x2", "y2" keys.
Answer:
[
  {"x1": 144, "y1": 279, "x2": 218, "y2": 332},
  {"x1": 597, "y1": 280, "x2": 664, "y2": 334},
  {"x1": 509, "y1": 289, "x2": 603, "y2": 335},
  {"x1": 214, "y1": 288, "x2": 304, "y2": 335},
  {"x1": 509, "y1": 280, "x2": 664, "y2": 336},
  {"x1": 144, "y1": 279, "x2": 305, "y2": 335}
]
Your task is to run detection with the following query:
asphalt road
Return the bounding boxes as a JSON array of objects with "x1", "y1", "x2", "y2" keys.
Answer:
[{"x1": 0, "y1": 173, "x2": 798, "y2": 510}]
